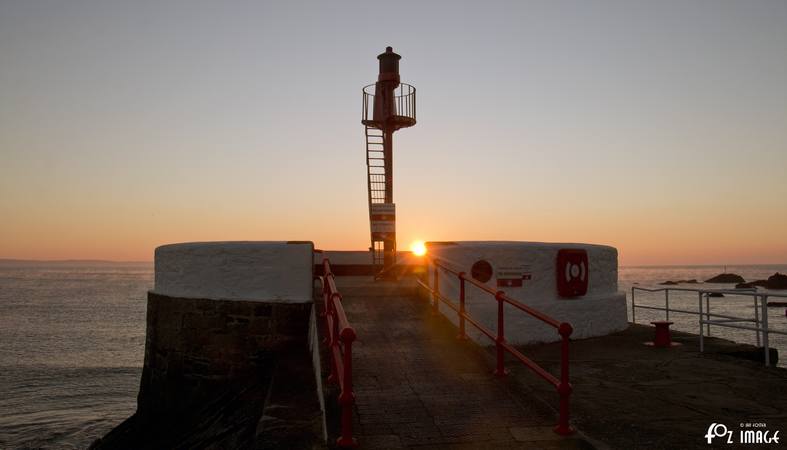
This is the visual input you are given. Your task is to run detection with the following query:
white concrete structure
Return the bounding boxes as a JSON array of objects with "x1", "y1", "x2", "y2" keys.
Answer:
[
  {"x1": 154, "y1": 241, "x2": 314, "y2": 302},
  {"x1": 426, "y1": 241, "x2": 628, "y2": 345}
]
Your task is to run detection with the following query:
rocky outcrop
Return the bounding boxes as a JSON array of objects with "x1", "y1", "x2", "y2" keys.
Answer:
[
  {"x1": 737, "y1": 273, "x2": 787, "y2": 290},
  {"x1": 705, "y1": 273, "x2": 745, "y2": 284},
  {"x1": 736, "y1": 280, "x2": 769, "y2": 289},
  {"x1": 659, "y1": 279, "x2": 698, "y2": 285},
  {"x1": 766, "y1": 273, "x2": 787, "y2": 290}
]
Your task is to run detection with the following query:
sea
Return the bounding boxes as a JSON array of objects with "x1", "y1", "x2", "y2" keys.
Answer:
[{"x1": 1, "y1": 261, "x2": 786, "y2": 449}]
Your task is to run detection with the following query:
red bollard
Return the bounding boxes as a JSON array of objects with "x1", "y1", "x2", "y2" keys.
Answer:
[{"x1": 646, "y1": 321, "x2": 681, "y2": 347}]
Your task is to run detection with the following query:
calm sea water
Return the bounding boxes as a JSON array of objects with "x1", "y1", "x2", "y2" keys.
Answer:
[
  {"x1": 0, "y1": 262, "x2": 151, "y2": 449},
  {"x1": 0, "y1": 261, "x2": 785, "y2": 449}
]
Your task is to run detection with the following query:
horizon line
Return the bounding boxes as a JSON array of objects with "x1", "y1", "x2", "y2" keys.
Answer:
[{"x1": 2, "y1": 257, "x2": 786, "y2": 268}]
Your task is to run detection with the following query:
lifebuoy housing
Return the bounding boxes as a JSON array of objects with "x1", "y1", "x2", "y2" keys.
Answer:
[{"x1": 556, "y1": 249, "x2": 589, "y2": 297}]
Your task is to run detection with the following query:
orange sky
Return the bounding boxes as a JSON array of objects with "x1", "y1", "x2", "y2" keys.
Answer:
[{"x1": 1, "y1": 2, "x2": 786, "y2": 265}]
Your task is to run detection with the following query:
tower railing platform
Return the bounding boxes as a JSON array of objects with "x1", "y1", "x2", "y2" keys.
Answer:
[{"x1": 362, "y1": 82, "x2": 416, "y2": 131}]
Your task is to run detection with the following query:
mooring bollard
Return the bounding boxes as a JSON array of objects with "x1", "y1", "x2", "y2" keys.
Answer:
[{"x1": 646, "y1": 320, "x2": 680, "y2": 347}]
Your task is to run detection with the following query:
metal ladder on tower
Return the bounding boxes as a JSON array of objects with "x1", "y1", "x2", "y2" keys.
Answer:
[{"x1": 365, "y1": 125, "x2": 387, "y2": 270}]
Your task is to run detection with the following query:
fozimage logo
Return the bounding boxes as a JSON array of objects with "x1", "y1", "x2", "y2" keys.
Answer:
[
  {"x1": 705, "y1": 422, "x2": 780, "y2": 445},
  {"x1": 705, "y1": 423, "x2": 733, "y2": 444}
]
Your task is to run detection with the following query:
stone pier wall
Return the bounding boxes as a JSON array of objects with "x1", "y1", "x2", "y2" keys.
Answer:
[{"x1": 138, "y1": 292, "x2": 313, "y2": 418}]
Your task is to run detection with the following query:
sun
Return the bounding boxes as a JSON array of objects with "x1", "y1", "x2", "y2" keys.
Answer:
[{"x1": 410, "y1": 240, "x2": 427, "y2": 257}]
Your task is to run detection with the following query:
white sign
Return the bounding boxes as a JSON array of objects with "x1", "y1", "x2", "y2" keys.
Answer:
[
  {"x1": 371, "y1": 222, "x2": 396, "y2": 233},
  {"x1": 370, "y1": 203, "x2": 395, "y2": 216},
  {"x1": 495, "y1": 265, "x2": 532, "y2": 280}
]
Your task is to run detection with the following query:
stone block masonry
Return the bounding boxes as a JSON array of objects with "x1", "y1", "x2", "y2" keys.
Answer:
[
  {"x1": 91, "y1": 241, "x2": 324, "y2": 449},
  {"x1": 138, "y1": 293, "x2": 312, "y2": 419}
]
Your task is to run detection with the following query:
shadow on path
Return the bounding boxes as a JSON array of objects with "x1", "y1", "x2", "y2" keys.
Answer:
[{"x1": 334, "y1": 277, "x2": 590, "y2": 450}]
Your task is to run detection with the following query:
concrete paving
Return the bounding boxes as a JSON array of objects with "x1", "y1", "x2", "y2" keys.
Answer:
[
  {"x1": 325, "y1": 276, "x2": 787, "y2": 449},
  {"x1": 332, "y1": 277, "x2": 590, "y2": 449},
  {"x1": 511, "y1": 324, "x2": 787, "y2": 449}
]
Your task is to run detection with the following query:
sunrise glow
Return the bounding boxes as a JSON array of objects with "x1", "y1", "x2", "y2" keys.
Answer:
[{"x1": 410, "y1": 241, "x2": 427, "y2": 257}]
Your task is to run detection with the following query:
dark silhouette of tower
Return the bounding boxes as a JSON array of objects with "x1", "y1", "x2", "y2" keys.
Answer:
[{"x1": 362, "y1": 46, "x2": 416, "y2": 277}]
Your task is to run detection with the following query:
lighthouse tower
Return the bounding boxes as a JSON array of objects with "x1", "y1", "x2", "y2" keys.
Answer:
[{"x1": 362, "y1": 46, "x2": 416, "y2": 276}]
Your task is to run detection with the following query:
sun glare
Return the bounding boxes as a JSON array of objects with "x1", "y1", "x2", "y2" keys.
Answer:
[{"x1": 410, "y1": 240, "x2": 427, "y2": 257}]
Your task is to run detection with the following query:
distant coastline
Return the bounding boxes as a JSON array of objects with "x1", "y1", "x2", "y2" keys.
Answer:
[
  {"x1": 621, "y1": 264, "x2": 787, "y2": 269},
  {"x1": 0, "y1": 258, "x2": 152, "y2": 266},
  {"x1": 1, "y1": 259, "x2": 786, "y2": 268}
]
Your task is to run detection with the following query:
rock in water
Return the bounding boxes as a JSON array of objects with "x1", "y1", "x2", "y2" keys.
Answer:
[
  {"x1": 705, "y1": 273, "x2": 745, "y2": 284},
  {"x1": 737, "y1": 280, "x2": 768, "y2": 289},
  {"x1": 738, "y1": 274, "x2": 787, "y2": 290},
  {"x1": 766, "y1": 273, "x2": 787, "y2": 290},
  {"x1": 659, "y1": 279, "x2": 699, "y2": 285}
]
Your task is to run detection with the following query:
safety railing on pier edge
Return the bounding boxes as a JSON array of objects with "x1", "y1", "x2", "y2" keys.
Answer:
[
  {"x1": 416, "y1": 257, "x2": 575, "y2": 436},
  {"x1": 632, "y1": 287, "x2": 787, "y2": 366},
  {"x1": 317, "y1": 258, "x2": 358, "y2": 448}
]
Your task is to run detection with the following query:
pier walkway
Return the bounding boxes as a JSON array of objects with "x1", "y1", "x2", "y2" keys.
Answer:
[{"x1": 331, "y1": 277, "x2": 588, "y2": 449}]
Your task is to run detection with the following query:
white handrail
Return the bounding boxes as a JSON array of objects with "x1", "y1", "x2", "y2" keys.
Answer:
[{"x1": 631, "y1": 286, "x2": 787, "y2": 366}]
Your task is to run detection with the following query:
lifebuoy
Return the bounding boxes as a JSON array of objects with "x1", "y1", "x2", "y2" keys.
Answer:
[{"x1": 557, "y1": 249, "x2": 589, "y2": 298}]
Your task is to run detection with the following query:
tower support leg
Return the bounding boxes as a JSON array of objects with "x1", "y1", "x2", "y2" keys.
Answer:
[{"x1": 382, "y1": 128, "x2": 396, "y2": 276}]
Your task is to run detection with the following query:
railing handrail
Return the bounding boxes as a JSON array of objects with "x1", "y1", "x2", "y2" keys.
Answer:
[
  {"x1": 632, "y1": 286, "x2": 787, "y2": 297},
  {"x1": 631, "y1": 285, "x2": 786, "y2": 366},
  {"x1": 434, "y1": 258, "x2": 562, "y2": 329},
  {"x1": 362, "y1": 82, "x2": 417, "y2": 99},
  {"x1": 419, "y1": 256, "x2": 574, "y2": 436},
  {"x1": 318, "y1": 258, "x2": 357, "y2": 448},
  {"x1": 362, "y1": 82, "x2": 417, "y2": 123}
]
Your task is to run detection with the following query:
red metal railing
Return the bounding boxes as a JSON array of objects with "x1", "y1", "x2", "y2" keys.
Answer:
[
  {"x1": 318, "y1": 258, "x2": 358, "y2": 448},
  {"x1": 417, "y1": 257, "x2": 575, "y2": 435}
]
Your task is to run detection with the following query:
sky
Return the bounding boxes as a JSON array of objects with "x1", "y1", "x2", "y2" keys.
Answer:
[{"x1": 1, "y1": 0, "x2": 786, "y2": 265}]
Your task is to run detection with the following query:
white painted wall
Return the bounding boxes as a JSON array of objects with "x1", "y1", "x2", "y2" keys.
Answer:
[
  {"x1": 154, "y1": 241, "x2": 314, "y2": 303},
  {"x1": 426, "y1": 241, "x2": 628, "y2": 344}
]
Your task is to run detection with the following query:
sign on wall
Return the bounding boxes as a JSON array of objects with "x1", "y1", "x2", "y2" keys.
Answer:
[{"x1": 496, "y1": 265, "x2": 532, "y2": 288}]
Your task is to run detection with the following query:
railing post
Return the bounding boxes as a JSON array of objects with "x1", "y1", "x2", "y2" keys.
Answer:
[
  {"x1": 457, "y1": 272, "x2": 467, "y2": 340},
  {"x1": 432, "y1": 262, "x2": 440, "y2": 315},
  {"x1": 327, "y1": 293, "x2": 340, "y2": 385},
  {"x1": 761, "y1": 295, "x2": 770, "y2": 367},
  {"x1": 493, "y1": 291, "x2": 508, "y2": 376},
  {"x1": 631, "y1": 287, "x2": 636, "y2": 323},
  {"x1": 705, "y1": 294, "x2": 711, "y2": 336},
  {"x1": 754, "y1": 295, "x2": 761, "y2": 347},
  {"x1": 554, "y1": 322, "x2": 574, "y2": 435},
  {"x1": 698, "y1": 292, "x2": 704, "y2": 353},
  {"x1": 337, "y1": 327, "x2": 358, "y2": 448},
  {"x1": 321, "y1": 278, "x2": 330, "y2": 344},
  {"x1": 665, "y1": 290, "x2": 670, "y2": 321}
]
